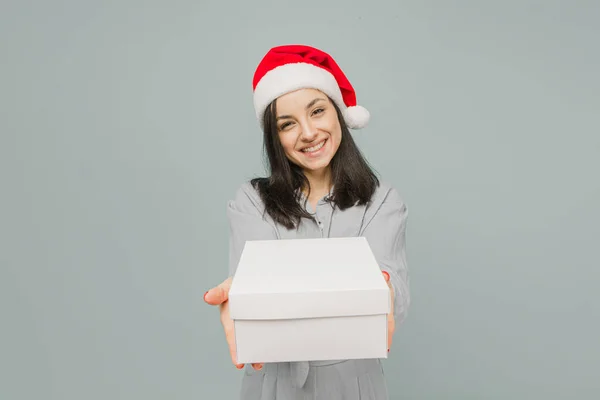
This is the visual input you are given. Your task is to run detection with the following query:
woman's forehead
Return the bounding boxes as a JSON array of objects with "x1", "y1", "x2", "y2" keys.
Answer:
[{"x1": 275, "y1": 89, "x2": 328, "y2": 113}]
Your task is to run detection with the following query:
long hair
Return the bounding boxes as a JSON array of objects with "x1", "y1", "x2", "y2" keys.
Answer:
[{"x1": 250, "y1": 96, "x2": 379, "y2": 230}]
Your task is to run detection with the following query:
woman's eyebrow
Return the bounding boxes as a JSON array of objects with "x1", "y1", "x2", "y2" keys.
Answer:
[{"x1": 277, "y1": 98, "x2": 326, "y2": 120}]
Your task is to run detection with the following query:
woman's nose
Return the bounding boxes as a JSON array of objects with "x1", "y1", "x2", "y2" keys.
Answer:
[{"x1": 300, "y1": 121, "x2": 318, "y2": 140}]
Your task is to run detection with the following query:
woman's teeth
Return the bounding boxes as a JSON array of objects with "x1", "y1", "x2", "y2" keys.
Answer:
[{"x1": 302, "y1": 140, "x2": 325, "y2": 153}]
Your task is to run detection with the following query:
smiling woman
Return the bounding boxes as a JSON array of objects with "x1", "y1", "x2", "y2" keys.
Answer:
[
  {"x1": 257, "y1": 86, "x2": 380, "y2": 224},
  {"x1": 204, "y1": 44, "x2": 410, "y2": 400},
  {"x1": 275, "y1": 91, "x2": 341, "y2": 171}
]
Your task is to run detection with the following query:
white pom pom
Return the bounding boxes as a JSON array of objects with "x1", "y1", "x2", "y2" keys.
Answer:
[{"x1": 343, "y1": 105, "x2": 370, "y2": 129}]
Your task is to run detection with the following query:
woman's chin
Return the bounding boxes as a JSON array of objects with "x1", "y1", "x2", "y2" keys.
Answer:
[{"x1": 301, "y1": 159, "x2": 332, "y2": 173}]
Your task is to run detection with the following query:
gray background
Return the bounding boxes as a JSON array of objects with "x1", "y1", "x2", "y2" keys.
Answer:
[{"x1": 2, "y1": 0, "x2": 599, "y2": 399}]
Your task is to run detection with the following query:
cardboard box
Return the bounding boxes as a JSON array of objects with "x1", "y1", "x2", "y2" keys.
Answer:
[{"x1": 228, "y1": 237, "x2": 389, "y2": 364}]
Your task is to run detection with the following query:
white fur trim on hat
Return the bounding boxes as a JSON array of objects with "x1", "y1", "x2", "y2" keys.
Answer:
[{"x1": 254, "y1": 62, "x2": 348, "y2": 129}]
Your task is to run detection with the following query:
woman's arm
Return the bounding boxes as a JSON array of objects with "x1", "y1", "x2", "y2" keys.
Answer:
[
  {"x1": 361, "y1": 187, "x2": 411, "y2": 333},
  {"x1": 205, "y1": 182, "x2": 278, "y2": 371},
  {"x1": 226, "y1": 183, "x2": 279, "y2": 277}
]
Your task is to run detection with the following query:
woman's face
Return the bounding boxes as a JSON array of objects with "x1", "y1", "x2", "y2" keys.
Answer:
[{"x1": 274, "y1": 88, "x2": 342, "y2": 174}]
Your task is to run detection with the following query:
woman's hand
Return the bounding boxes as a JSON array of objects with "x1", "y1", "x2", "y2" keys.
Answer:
[
  {"x1": 204, "y1": 277, "x2": 263, "y2": 371},
  {"x1": 382, "y1": 271, "x2": 395, "y2": 352}
]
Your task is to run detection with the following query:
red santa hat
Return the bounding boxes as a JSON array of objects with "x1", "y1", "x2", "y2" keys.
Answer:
[{"x1": 252, "y1": 44, "x2": 370, "y2": 130}]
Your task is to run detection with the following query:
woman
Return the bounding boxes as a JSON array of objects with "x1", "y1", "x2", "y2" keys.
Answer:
[{"x1": 204, "y1": 44, "x2": 410, "y2": 399}]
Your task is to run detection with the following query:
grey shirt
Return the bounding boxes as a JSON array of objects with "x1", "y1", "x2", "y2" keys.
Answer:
[{"x1": 226, "y1": 180, "x2": 410, "y2": 326}]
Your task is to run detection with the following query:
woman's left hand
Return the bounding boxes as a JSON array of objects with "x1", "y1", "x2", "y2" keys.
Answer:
[{"x1": 382, "y1": 271, "x2": 395, "y2": 352}]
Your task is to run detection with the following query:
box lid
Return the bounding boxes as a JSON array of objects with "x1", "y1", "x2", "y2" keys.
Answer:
[{"x1": 228, "y1": 237, "x2": 390, "y2": 320}]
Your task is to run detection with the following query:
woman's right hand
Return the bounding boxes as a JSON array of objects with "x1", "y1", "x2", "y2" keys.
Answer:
[{"x1": 204, "y1": 277, "x2": 263, "y2": 371}]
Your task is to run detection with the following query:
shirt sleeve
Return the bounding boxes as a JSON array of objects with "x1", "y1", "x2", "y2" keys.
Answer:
[
  {"x1": 360, "y1": 187, "x2": 410, "y2": 325},
  {"x1": 226, "y1": 183, "x2": 280, "y2": 277}
]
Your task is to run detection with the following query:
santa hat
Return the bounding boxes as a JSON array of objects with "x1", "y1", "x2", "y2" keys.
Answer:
[{"x1": 252, "y1": 44, "x2": 370, "y2": 130}]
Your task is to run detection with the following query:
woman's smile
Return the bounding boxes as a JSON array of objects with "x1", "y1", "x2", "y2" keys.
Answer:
[{"x1": 300, "y1": 139, "x2": 328, "y2": 156}]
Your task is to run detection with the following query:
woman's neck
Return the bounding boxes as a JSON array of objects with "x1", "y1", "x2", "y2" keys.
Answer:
[{"x1": 302, "y1": 168, "x2": 332, "y2": 206}]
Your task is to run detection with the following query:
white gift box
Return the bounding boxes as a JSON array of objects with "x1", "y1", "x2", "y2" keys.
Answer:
[{"x1": 228, "y1": 237, "x2": 390, "y2": 364}]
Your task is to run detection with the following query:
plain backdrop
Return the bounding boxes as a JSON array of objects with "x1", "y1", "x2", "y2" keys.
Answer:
[{"x1": 2, "y1": 1, "x2": 599, "y2": 399}]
